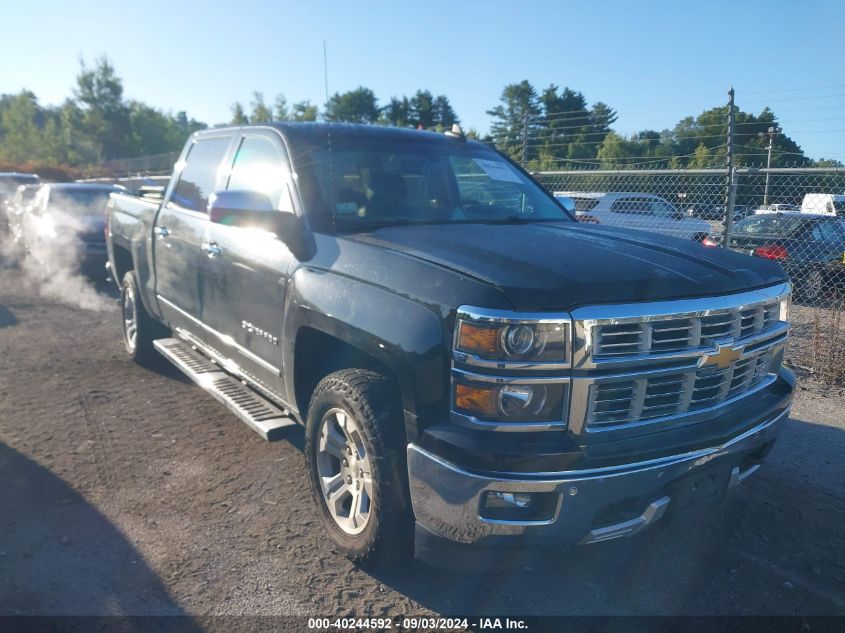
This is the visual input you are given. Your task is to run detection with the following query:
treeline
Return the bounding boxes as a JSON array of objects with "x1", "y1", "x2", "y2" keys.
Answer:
[
  {"x1": 229, "y1": 87, "x2": 461, "y2": 131},
  {"x1": 0, "y1": 58, "x2": 839, "y2": 171},
  {"x1": 484, "y1": 80, "x2": 840, "y2": 170},
  {"x1": 0, "y1": 58, "x2": 205, "y2": 166}
]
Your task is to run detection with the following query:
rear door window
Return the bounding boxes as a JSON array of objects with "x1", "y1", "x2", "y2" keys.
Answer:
[{"x1": 171, "y1": 137, "x2": 231, "y2": 212}]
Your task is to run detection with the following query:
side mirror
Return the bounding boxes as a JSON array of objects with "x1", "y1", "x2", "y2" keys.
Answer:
[
  {"x1": 208, "y1": 190, "x2": 315, "y2": 260},
  {"x1": 208, "y1": 190, "x2": 276, "y2": 226}
]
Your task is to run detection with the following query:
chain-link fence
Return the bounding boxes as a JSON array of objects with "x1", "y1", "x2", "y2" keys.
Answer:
[
  {"x1": 536, "y1": 167, "x2": 845, "y2": 377},
  {"x1": 100, "y1": 151, "x2": 179, "y2": 177}
]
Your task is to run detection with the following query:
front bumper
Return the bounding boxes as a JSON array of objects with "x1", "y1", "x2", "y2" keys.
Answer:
[{"x1": 408, "y1": 406, "x2": 789, "y2": 548}]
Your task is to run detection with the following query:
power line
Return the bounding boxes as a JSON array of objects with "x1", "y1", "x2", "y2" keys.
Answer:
[
  {"x1": 520, "y1": 126, "x2": 845, "y2": 148},
  {"x1": 740, "y1": 83, "x2": 845, "y2": 95}
]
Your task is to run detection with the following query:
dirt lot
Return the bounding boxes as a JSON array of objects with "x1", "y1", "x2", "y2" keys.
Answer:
[{"x1": 0, "y1": 267, "x2": 843, "y2": 618}]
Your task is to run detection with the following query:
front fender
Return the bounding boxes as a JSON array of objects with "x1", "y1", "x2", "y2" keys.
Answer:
[{"x1": 284, "y1": 266, "x2": 448, "y2": 425}]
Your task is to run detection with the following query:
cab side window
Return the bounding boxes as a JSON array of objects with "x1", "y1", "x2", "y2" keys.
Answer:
[
  {"x1": 171, "y1": 137, "x2": 231, "y2": 212},
  {"x1": 227, "y1": 136, "x2": 294, "y2": 213}
]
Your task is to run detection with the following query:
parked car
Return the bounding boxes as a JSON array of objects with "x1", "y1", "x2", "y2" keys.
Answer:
[
  {"x1": 684, "y1": 203, "x2": 721, "y2": 221},
  {"x1": 107, "y1": 123, "x2": 793, "y2": 566},
  {"x1": 733, "y1": 205, "x2": 755, "y2": 220},
  {"x1": 0, "y1": 172, "x2": 39, "y2": 232},
  {"x1": 23, "y1": 182, "x2": 124, "y2": 276},
  {"x1": 727, "y1": 213, "x2": 845, "y2": 301},
  {"x1": 686, "y1": 204, "x2": 754, "y2": 223},
  {"x1": 554, "y1": 191, "x2": 712, "y2": 241},
  {"x1": 800, "y1": 193, "x2": 845, "y2": 216},
  {"x1": 6, "y1": 183, "x2": 42, "y2": 249}
]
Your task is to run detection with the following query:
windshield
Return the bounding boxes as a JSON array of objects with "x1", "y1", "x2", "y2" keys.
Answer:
[
  {"x1": 734, "y1": 215, "x2": 807, "y2": 236},
  {"x1": 834, "y1": 199, "x2": 845, "y2": 214},
  {"x1": 294, "y1": 138, "x2": 572, "y2": 230},
  {"x1": 49, "y1": 189, "x2": 113, "y2": 214}
]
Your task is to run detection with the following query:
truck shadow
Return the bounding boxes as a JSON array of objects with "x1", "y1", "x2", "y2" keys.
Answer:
[
  {"x1": 368, "y1": 415, "x2": 845, "y2": 615},
  {"x1": 0, "y1": 442, "x2": 201, "y2": 624}
]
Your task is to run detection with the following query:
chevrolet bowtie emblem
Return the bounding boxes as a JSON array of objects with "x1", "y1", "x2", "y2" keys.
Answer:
[{"x1": 698, "y1": 340, "x2": 744, "y2": 370}]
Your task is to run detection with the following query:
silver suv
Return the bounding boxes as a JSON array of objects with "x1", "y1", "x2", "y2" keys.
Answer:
[{"x1": 555, "y1": 191, "x2": 712, "y2": 241}]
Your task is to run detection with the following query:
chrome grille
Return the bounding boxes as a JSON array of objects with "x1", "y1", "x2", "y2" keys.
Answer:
[
  {"x1": 593, "y1": 298, "x2": 781, "y2": 358},
  {"x1": 589, "y1": 349, "x2": 774, "y2": 426}
]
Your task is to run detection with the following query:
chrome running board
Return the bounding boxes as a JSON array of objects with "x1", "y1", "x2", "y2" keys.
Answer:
[{"x1": 153, "y1": 338, "x2": 296, "y2": 441}]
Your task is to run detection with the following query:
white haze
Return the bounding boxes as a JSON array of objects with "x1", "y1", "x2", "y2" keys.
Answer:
[{"x1": 2, "y1": 200, "x2": 115, "y2": 312}]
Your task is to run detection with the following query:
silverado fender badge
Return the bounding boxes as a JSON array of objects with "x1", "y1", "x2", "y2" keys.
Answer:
[
  {"x1": 698, "y1": 339, "x2": 745, "y2": 370},
  {"x1": 241, "y1": 320, "x2": 279, "y2": 346}
]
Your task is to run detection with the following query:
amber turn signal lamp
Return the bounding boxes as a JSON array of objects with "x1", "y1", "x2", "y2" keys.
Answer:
[
  {"x1": 454, "y1": 383, "x2": 498, "y2": 417},
  {"x1": 457, "y1": 322, "x2": 499, "y2": 355}
]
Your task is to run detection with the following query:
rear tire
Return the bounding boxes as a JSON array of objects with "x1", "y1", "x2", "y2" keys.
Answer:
[
  {"x1": 120, "y1": 271, "x2": 165, "y2": 365},
  {"x1": 305, "y1": 369, "x2": 411, "y2": 564}
]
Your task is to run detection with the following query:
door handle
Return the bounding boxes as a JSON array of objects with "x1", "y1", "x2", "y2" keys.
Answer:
[
  {"x1": 201, "y1": 241, "x2": 222, "y2": 257},
  {"x1": 153, "y1": 226, "x2": 170, "y2": 238}
]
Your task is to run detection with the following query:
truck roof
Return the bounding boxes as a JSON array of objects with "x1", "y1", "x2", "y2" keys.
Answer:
[{"x1": 200, "y1": 122, "x2": 487, "y2": 149}]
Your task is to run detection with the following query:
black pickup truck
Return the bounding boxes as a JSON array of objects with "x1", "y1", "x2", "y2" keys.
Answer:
[{"x1": 106, "y1": 123, "x2": 794, "y2": 564}]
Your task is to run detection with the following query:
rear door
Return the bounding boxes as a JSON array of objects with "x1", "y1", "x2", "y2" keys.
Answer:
[
  {"x1": 153, "y1": 134, "x2": 233, "y2": 337},
  {"x1": 199, "y1": 130, "x2": 296, "y2": 395}
]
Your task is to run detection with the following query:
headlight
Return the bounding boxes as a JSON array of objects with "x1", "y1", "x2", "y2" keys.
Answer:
[
  {"x1": 455, "y1": 312, "x2": 569, "y2": 363},
  {"x1": 452, "y1": 307, "x2": 571, "y2": 426},
  {"x1": 779, "y1": 294, "x2": 791, "y2": 322},
  {"x1": 454, "y1": 379, "x2": 565, "y2": 422}
]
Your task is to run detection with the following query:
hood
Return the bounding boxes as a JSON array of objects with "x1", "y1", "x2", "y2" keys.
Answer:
[{"x1": 346, "y1": 222, "x2": 787, "y2": 311}]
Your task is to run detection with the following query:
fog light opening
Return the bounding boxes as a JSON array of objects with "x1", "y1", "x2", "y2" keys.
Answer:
[
  {"x1": 489, "y1": 491, "x2": 532, "y2": 509},
  {"x1": 480, "y1": 490, "x2": 558, "y2": 522}
]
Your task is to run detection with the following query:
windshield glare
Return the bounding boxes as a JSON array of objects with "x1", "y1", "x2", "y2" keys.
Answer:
[{"x1": 296, "y1": 140, "x2": 571, "y2": 229}]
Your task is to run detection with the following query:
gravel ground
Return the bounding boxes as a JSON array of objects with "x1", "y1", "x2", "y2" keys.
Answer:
[{"x1": 0, "y1": 267, "x2": 843, "y2": 618}]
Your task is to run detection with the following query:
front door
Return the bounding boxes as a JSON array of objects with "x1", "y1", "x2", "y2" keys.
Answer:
[
  {"x1": 200, "y1": 131, "x2": 296, "y2": 397},
  {"x1": 154, "y1": 134, "x2": 233, "y2": 338}
]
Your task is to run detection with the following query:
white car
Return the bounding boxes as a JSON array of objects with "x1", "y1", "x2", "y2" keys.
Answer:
[{"x1": 554, "y1": 191, "x2": 712, "y2": 241}]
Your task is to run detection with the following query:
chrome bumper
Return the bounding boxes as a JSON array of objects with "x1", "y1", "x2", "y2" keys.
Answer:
[{"x1": 408, "y1": 407, "x2": 789, "y2": 546}]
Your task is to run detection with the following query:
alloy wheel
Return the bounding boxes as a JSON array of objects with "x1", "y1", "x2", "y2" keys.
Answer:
[
  {"x1": 123, "y1": 289, "x2": 137, "y2": 352},
  {"x1": 315, "y1": 407, "x2": 373, "y2": 535}
]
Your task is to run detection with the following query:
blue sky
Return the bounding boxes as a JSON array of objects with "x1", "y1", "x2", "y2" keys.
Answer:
[{"x1": 2, "y1": 0, "x2": 843, "y2": 159}]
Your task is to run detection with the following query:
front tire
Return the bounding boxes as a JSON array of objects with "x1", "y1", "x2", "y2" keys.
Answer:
[
  {"x1": 120, "y1": 271, "x2": 165, "y2": 365},
  {"x1": 305, "y1": 369, "x2": 411, "y2": 564}
]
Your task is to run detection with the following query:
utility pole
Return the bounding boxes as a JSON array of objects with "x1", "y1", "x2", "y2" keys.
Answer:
[
  {"x1": 723, "y1": 87, "x2": 737, "y2": 244},
  {"x1": 521, "y1": 112, "x2": 528, "y2": 168},
  {"x1": 763, "y1": 125, "x2": 778, "y2": 206},
  {"x1": 322, "y1": 41, "x2": 330, "y2": 106}
]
